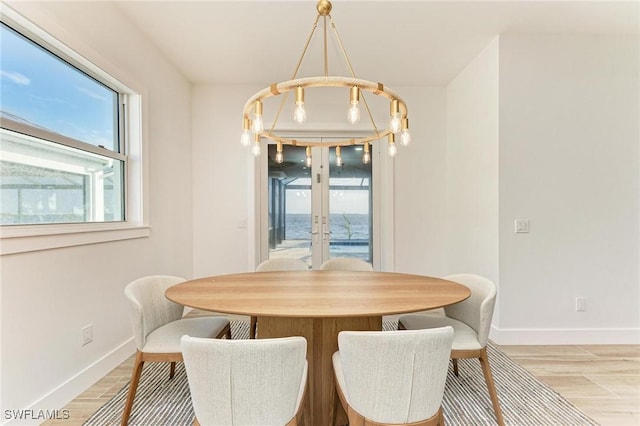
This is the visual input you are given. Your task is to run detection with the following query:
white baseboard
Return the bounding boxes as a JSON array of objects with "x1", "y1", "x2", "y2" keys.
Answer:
[
  {"x1": 490, "y1": 325, "x2": 640, "y2": 345},
  {"x1": 2, "y1": 339, "x2": 135, "y2": 426}
]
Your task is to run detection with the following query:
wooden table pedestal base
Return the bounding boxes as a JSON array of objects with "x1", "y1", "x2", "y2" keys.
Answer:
[{"x1": 258, "y1": 315, "x2": 382, "y2": 426}]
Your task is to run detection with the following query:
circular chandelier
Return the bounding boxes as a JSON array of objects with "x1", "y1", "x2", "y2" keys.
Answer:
[{"x1": 240, "y1": 0, "x2": 411, "y2": 165}]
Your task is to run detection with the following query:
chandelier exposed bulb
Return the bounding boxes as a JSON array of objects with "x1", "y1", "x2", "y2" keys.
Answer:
[
  {"x1": 335, "y1": 146, "x2": 343, "y2": 166},
  {"x1": 362, "y1": 142, "x2": 370, "y2": 164},
  {"x1": 305, "y1": 146, "x2": 312, "y2": 167},
  {"x1": 275, "y1": 142, "x2": 284, "y2": 164},
  {"x1": 294, "y1": 86, "x2": 307, "y2": 124},
  {"x1": 252, "y1": 115, "x2": 264, "y2": 134},
  {"x1": 400, "y1": 118, "x2": 411, "y2": 146},
  {"x1": 252, "y1": 133, "x2": 261, "y2": 157},
  {"x1": 348, "y1": 104, "x2": 360, "y2": 124},
  {"x1": 387, "y1": 133, "x2": 397, "y2": 157},
  {"x1": 400, "y1": 130, "x2": 411, "y2": 146},
  {"x1": 252, "y1": 100, "x2": 264, "y2": 133},
  {"x1": 241, "y1": 117, "x2": 251, "y2": 146},
  {"x1": 390, "y1": 115, "x2": 401, "y2": 133},
  {"x1": 347, "y1": 86, "x2": 360, "y2": 124},
  {"x1": 241, "y1": 130, "x2": 251, "y2": 147},
  {"x1": 389, "y1": 99, "x2": 401, "y2": 134},
  {"x1": 294, "y1": 104, "x2": 307, "y2": 124}
]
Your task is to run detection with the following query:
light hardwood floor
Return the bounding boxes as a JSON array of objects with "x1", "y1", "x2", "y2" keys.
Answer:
[
  {"x1": 499, "y1": 344, "x2": 640, "y2": 425},
  {"x1": 44, "y1": 316, "x2": 639, "y2": 426}
]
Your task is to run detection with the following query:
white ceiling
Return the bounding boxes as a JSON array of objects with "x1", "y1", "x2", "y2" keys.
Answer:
[{"x1": 115, "y1": 0, "x2": 638, "y2": 86}]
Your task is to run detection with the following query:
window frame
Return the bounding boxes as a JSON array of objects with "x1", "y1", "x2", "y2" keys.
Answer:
[{"x1": 0, "y1": 4, "x2": 149, "y2": 254}]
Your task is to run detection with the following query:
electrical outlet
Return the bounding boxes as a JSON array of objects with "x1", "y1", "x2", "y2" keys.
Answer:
[
  {"x1": 81, "y1": 324, "x2": 94, "y2": 346},
  {"x1": 575, "y1": 297, "x2": 586, "y2": 312}
]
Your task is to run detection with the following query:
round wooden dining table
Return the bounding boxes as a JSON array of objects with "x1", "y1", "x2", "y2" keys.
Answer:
[{"x1": 166, "y1": 270, "x2": 470, "y2": 426}]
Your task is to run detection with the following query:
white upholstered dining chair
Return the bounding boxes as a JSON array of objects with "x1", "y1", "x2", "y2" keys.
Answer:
[
  {"x1": 257, "y1": 257, "x2": 309, "y2": 272},
  {"x1": 319, "y1": 257, "x2": 373, "y2": 271},
  {"x1": 252, "y1": 258, "x2": 309, "y2": 338},
  {"x1": 333, "y1": 327, "x2": 453, "y2": 426},
  {"x1": 398, "y1": 273, "x2": 505, "y2": 426},
  {"x1": 121, "y1": 275, "x2": 231, "y2": 425},
  {"x1": 181, "y1": 335, "x2": 308, "y2": 426}
]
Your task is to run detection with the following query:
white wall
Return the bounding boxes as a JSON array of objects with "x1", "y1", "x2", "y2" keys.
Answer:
[
  {"x1": 1, "y1": 1, "x2": 193, "y2": 420},
  {"x1": 394, "y1": 87, "x2": 448, "y2": 276},
  {"x1": 446, "y1": 33, "x2": 639, "y2": 344},
  {"x1": 191, "y1": 85, "x2": 260, "y2": 277},
  {"x1": 497, "y1": 34, "x2": 639, "y2": 344},
  {"x1": 445, "y1": 38, "x2": 500, "y2": 293}
]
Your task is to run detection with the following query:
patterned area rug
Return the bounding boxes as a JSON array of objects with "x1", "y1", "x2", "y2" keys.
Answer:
[{"x1": 85, "y1": 320, "x2": 597, "y2": 425}]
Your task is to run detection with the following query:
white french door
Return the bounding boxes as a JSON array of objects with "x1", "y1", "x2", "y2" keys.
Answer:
[{"x1": 258, "y1": 138, "x2": 387, "y2": 270}]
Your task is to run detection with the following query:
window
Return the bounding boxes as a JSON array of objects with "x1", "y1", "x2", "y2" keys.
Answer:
[{"x1": 1, "y1": 21, "x2": 126, "y2": 225}]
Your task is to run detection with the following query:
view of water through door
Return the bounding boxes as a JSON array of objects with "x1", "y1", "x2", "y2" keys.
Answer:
[{"x1": 266, "y1": 143, "x2": 372, "y2": 269}]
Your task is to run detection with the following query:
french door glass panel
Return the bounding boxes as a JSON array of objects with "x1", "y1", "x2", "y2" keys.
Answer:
[
  {"x1": 266, "y1": 144, "x2": 313, "y2": 267},
  {"x1": 328, "y1": 146, "x2": 372, "y2": 263},
  {"x1": 266, "y1": 142, "x2": 373, "y2": 269}
]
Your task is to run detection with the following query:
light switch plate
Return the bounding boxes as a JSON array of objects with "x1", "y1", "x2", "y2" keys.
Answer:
[{"x1": 515, "y1": 219, "x2": 530, "y2": 233}]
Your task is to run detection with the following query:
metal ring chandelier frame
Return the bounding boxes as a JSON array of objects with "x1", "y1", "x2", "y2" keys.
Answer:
[
  {"x1": 243, "y1": 77, "x2": 408, "y2": 147},
  {"x1": 241, "y1": 0, "x2": 411, "y2": 162}
]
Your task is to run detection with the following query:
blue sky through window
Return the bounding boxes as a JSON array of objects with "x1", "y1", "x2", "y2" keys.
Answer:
[{"x1": 0, "y1": 23, "x2": 118, "y2": 151}]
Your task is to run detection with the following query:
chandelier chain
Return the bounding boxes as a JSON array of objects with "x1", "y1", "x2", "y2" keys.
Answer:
[
  {"x1": 324, "y1": 16, "x2": 329, "y2": 77},
  {"x1": 329, "y1": 16, "x2": 381, "y2": 135},
  {"x1": 268, "y1": 14, "x2": 321, "y2": 136}
]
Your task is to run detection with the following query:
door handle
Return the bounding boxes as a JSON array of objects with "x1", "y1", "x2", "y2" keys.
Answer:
[{"x1": 322, "y1": 216, "x2": 331, "y2": 242}]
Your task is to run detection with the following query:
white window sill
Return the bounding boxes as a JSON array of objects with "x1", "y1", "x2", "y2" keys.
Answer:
[{"x1": 0, "y1": 223, "x2": 151, "y2": 255}]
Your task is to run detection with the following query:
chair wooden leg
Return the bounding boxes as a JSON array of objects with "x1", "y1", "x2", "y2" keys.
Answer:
[
  {"x1": 250, "y1": 316, "x2": 258, "y2": 339},
  {"x1": 214, "y1": 322, "x2": 232, "y2": 340},
  {"x1": 478, "y1": 348, "x2": 505, "y2": 426},
  {"x1": 452, "y1": 358, "x2": 459, "y2": 377},
  {"x1": 169, "y1": 361, "x2": 176, "y2": 379},
  {"x1": 121, "y1": 351, "x2": 145, "y2": 426},
  {"x1": 332, "y1": 387, "x2": 343, "y2": 426}
]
